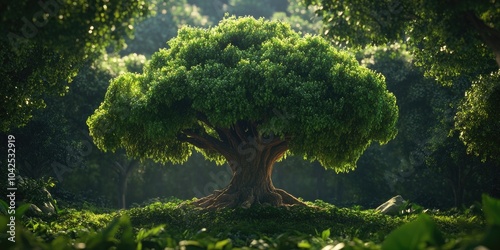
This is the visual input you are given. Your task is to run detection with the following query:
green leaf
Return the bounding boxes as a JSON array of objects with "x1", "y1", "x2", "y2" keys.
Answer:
[
  {"x1": 382, "y1": 214, "x2": 444, "y2": 250},
  {"x1": 50, "y1": 236, "x2": 72, "y2": 250},
  {"x1": 297, "y1": 240, "x2": 312, "y2": 248},
  {"x1": 179, "y1": 240, "x2": 204, "y2": 250},
  {"x1": 214, "y1": 239, "x2": 232, "y2": 249},
  {"x1": 136, "y1": 225, "x2": 165, "y2": 241},
  {"x1": 321, "y1": 228, "x2": 330, "y2": 240},
  {"x1": 482, "y1": 194, "x2": 500, "y2": 226},
  {"x1": 85, "y1": 215, "x2": 135, "y2": 249},
  {"x1": 16, "y1": 203, "x2": 31, "y2": 218},
  {"x1": 117, "y1": 216, "x2": 135, "y2": 249},
  {"x1": 0, "y1": 199, "x2": 8, "y2": 215},
  {"x1": 480, "y1": 225, "x2": 500, "y2": 249}
]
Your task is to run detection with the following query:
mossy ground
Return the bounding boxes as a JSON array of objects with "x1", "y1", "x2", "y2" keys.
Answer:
[{"x1": 3, "y1": 198, "x2": 488, "y2": 249}]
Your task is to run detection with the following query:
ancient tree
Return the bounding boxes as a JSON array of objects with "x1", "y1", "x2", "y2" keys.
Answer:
[{"x1": 87, "y1": 16, "x2": 398, "y2": 209}]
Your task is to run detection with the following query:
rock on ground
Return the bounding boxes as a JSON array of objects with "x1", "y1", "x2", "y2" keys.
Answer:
[{"x1": 375, "y1": 195, "x2": 405, "y2": 215}]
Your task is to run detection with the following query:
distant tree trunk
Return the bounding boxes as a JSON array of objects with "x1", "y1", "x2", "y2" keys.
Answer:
[
  {"x1": 114, "y1": 159, "x2": 138, "y2": 209},
  {"x1": 118, "y1": 173, "x2": 128, "y2": 209},
  {"x1": 450, "y1": 183, "x2": 463, "y2": 208},
  {"x1": 185, "y1": 120, "x2": 306, "y2": 209},
  {"x1": 448, "y1": 163, "x2": 475, "y2": 208}
]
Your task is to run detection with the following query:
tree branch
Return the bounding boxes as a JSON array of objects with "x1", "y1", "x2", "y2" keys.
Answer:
[
  {"x1": 269, "y1": 141, "x2": 289, "y2": 163},
  {"x1": 178, "y1": 134, "x2": 209, "y2": 149},
  {"x1": 216, "y1": 127, "x2": 238, "y2": 148},
  {"x1": 464, "y1": 11, "x2": 500, "y2": 67},
  {"x1": 196, "y1": 112, "x2": 214, "y2": 128},
  {"x1": 181, "y1": 129, "x2": 234, "y2": 159}
]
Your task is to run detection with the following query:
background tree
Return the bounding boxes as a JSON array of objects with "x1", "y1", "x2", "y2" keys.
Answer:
[
  {"x1": 303, "y1": 0, "x2": 500, "y2": 168},
  {"x1": 455, "y1": 71, "x2": 500, "y2": 162},
  {"x1": 303, "y1": 0, "x2": 499, "y2": 83},
  {"x1": 120, "y1": 0, "x2": 210, "y2": 57},
  {"x1": 0, "y1": 51, "x2": 147, "y2": 208},
  {"x1": 356, "y1": 45, "x2": 500, "y2": 208},
  {"x1": 271, "y1": 0, "x2": 323, "y2": 35},
  {"x1": 187, "y1": 0, "x2": 228, "y2": 24},
  {"x1": 0, "y1": 0, "x2": 154, "y2": 132},
  {"x1": 87, "y1": 16, "x2": 398, "y2": 209},
  {"x1": 53, "y1": 53, "x2": 148, "y2": 209},
  {"x1": 226, "y1": 0, "x2": 279, "y2": 19}
]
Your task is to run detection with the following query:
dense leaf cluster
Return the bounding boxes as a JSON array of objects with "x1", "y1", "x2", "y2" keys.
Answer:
[{"x1": 88, "y1": 16, "x2": 398, "y2": 172}]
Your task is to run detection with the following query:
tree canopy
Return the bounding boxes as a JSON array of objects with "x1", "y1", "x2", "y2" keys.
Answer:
[
  {"x1": 303, "y1": 0, "x2": 499, "y2": 85},
  {"x1": 0, "y1": 0, "x2": 154, "y2": 132},
  {"x1": 88, "y1": 16, "x2": 398, "y2": 173}
]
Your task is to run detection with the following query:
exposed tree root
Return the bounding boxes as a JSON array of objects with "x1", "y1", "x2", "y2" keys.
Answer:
[
  {"x1": 275, "y1": 188, "x2": 307, "y2": 206},
  {"x1": 192, "y1": 186, "x2": 307, "y2": 210}
]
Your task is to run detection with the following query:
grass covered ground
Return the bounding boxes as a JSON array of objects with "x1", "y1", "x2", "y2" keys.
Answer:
[{"x1": 1, "y1": 197, "x2": 499, "y2": 249}]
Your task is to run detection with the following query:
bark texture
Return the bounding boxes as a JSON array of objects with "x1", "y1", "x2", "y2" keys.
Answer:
[
  {"x1": 193, "y1": 146, "x2": 305, "y2": 209},
  {"x1": 181, "y1": 119, "x2": 306, "y2": 209}
]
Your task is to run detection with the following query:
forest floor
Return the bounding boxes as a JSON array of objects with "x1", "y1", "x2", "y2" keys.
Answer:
[{"x1": 1, "y1": 197, "x2": 497, "y2": 249}]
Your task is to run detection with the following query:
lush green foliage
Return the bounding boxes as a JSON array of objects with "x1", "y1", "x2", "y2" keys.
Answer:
[
  {"x1": 455, "y1": 70, "x2": 500, "y2": 162},
  {"x1": 3, "y1": 1, "x2": 497, "y2": 210},
  {"x1": 1, "y1": 196, "x2": 498, "y2": 249},
  {"x1": 0, "y1": 0, "x2": 154, "y2": 131},
  {"x1": 87, "y1": 16, "x2": 398, "y2": 172},
  {"x1": 303, "y1": 0, "x2": 499, "y2": 85}
]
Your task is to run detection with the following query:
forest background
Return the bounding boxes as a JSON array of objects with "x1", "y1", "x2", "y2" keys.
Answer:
[{"x1": 1, "y1": 0, "x2": 499, "y2": 211}]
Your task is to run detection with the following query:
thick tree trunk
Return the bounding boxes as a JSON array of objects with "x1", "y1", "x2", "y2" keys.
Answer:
[
  {"x1": 193, "y1": 146, "x2": 305, "y2": 209},
  {"x1": 181, "y1": 119, "x2": 307, "y2": 209}
]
